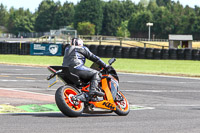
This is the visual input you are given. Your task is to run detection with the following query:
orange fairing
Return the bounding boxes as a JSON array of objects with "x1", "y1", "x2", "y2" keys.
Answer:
[
  {"x1": 89, "y1": 78, "x2": 116, "y2": 110},
  {"x1": 115, "y1": 91, "x2": 129, "y2": 112}
]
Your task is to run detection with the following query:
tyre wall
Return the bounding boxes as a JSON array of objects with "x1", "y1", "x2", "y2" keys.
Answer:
[
  {"x1": 0, "y1": 42, "x2": 30, "y2": 55},
  {"x1": 0, "y1": 42, "x2": 200, "y2": 61}
]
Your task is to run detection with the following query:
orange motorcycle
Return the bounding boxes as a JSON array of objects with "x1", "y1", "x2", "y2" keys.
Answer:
[{"x1": 47, "y1": 58, "x2": 130, "y2": 117}]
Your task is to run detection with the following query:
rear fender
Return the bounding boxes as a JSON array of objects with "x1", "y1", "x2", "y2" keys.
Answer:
[{"x1": 47, "y1": 66, "x2": 57, "y2": 73}]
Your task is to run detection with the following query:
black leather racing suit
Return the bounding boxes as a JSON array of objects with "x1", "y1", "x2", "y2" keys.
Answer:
[{"x1": 62, "y1": 45, "x2": 107, "y2": 92}]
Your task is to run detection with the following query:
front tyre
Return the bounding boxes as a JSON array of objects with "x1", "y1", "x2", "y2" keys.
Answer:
[
  {"x1": 114, "y1": 91, "x2": 130, "y2": 116},
  {"x1": 55, "y1": 85, "x2": 84, "y2": 117}
]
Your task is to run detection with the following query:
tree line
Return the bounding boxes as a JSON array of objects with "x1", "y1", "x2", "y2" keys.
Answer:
[{"x1": 0, "y1": 0, "x2": 200, "y2": 39}]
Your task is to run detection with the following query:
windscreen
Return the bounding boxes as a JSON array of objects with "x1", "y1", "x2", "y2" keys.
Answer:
[{"x1": 90, "y1": 63, "x2": 101, "y2": 71}]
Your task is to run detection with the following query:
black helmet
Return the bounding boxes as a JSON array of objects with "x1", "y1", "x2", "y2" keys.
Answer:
[{"x1": 71, "y1": 38, "x2": 83, "y2": 46}]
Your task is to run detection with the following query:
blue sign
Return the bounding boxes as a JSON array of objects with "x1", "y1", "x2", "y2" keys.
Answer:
[{"x1": 30, "y1": 43, "x2": 62, "y2": 56}]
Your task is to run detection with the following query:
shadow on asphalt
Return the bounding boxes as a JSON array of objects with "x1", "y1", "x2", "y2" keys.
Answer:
[
  {"x1": 11, "y1": 112, "x2": 117, "y2": 118},
  {"x1": 190, "y1": 108, "x2": 200, "y2": 110}
]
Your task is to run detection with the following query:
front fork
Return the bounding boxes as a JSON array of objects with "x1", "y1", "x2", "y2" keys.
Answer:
[{"x1": 115, "y1": 91, "x2": 124, "y2": 102}]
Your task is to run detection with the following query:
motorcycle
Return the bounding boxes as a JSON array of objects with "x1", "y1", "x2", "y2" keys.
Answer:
[{"x1": 47, "y1": 58, "x2": 130, "y2": 117}]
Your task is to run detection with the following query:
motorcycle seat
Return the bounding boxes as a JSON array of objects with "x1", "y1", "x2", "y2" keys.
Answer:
[{"x1": 49, "y1": 66, "x2": 82, "y2": 86}]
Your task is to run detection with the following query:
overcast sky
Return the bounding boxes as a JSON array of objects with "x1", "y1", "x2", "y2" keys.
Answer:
[{"x1": 0, "y1": 0, "x2": 198, "y2": 13}]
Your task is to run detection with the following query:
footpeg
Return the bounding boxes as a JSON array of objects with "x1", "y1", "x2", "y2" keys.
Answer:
[{"x1": 74, "y1": 93, "x2": 87, "y2": 102}]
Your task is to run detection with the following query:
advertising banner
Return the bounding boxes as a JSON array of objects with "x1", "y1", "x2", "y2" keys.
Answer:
[{"x1": 30, "y1": 43, "x2": 62, "y2": 56}]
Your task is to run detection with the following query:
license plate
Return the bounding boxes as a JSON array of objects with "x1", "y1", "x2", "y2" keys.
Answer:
[{"x1": 48, "y1": 76, "x2": 57, "y2": 88}]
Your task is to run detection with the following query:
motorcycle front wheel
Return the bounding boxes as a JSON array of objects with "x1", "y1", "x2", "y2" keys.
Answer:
[
  {"x1": 114, "y1": 91, "x2": 130, "y2": 116},
  {"x1": 55, "y1": 85, "x2": 84, "y2": 117}
]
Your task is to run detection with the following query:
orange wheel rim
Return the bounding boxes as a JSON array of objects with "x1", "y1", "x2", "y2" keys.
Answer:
[
  {"x1": 115, "y1": 92, "x2": 129, "y2": 112},
  {"x1": 63, "y1": 88, "x2": 83, "y2": 111}
]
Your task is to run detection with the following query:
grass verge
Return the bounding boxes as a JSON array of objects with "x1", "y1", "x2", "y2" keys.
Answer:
[{"x1": 0, "y1": 54, "x2": 200, "y2": 77}]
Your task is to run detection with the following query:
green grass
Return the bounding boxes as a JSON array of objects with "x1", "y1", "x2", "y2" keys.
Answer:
[
  {"x1": 0, "y1": 55, "x2": 200, "y2": 77},
  {"x1": 0, "y1": 55, "x2": 63, "y2": 66}
]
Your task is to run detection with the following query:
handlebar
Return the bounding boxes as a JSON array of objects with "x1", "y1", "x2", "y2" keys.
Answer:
[
  {"x1": 108, "y1": 58, "x2": 116, "y2": 65},
  {"x1": 99, "y1": 58, "x2": 116, "y2": 74}
]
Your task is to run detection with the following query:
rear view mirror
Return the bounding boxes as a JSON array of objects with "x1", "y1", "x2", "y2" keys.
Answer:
[{"x1": 108, "y1": 58, "x2": 116, "y2": 65}]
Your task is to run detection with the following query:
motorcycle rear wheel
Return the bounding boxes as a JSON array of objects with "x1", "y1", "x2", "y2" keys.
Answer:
[
  {"x1": 55, "y1": 85, "x2": 84, "y2": 117},
  {"x1": 114, "y1": 91, "x2": 130, "y2": 116}
]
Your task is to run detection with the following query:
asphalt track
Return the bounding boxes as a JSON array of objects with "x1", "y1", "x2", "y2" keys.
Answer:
[{"x1": 0, "y1": 64, "x2": 200, "y2": 133}]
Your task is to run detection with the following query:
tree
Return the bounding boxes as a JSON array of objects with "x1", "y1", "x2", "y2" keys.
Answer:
[
  {"x1": 147, "y1": 0, "x2": 158, "y2": 12},
  {"x1": 156, "y1": 0, "x2": 165, "y2": 6},
  {"x1": 121, "y1": 0, "x2": 137, "y2": 21},
  {"x1": 77, "y1": 22, "x2": 95, "y2": 35},
  {"x1": 53, "y1": 1, "x2": 75, "y2": 29},
  {"x1": 156, "y1": 0, "x2": 171, "y2": 7},
  {"x1": 62, "y1": 1, "x2": 75, "y2": 26},
  {"x1": 102, "y1": 1, "x2": 123, "y2": 36},
  {"x1": 193, "y1": 16, "x2": 200, "y2": 39},
  {"x1": 128, "y1": 10, "x2": 153, "y2": 38},
  {"x1": 74, "y1": 0, "x2": 103, "y2": 34},
  {"x1": 0, "y1": 4, "x2": 8, "y2": 27},
  {"x1": 152, "y1": 6, "x2": 173, "y2": 38},
  {"x1": 139, "y1": 0, "x2": 149, "y2": 7},
  {"x1": 116, "y1": 20, "x2": 130, "y2": 37},
  {"x1": 7, "y1": 8, "x2": 34, "y2": 35},
  {"x1": 35, "y1": 0, "x2": 58, "y2": 32}
]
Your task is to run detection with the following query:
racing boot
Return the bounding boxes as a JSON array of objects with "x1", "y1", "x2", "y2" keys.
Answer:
[{"x1": 89, "y1": 80, "x2": 104, "y2": 97}]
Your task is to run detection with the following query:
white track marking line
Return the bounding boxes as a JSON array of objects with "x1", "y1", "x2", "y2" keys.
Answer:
[
  {"x1": 153, "y1": 104, "x2": 200, "y2": 107},
  {"x1": 0, "y1": 87, "x2": 55, "y2": 90},
  {"x1": 120, "y1": 81, "x2": 199, "y2": 84},
  {"x1": 122, "y1": 90, "x2": 200, "y2": 93},
  {"x1": 0, "y1": 104, "x2": 155, "y2": 115},
  {"x1": 137, "y1": 104, "x2": 200, "y2": 107},
  {"x1": 0, "y1": 112, "x2": 61, "y2": 115},
  {"x1": 0, "y1": 74, "x2": 48, "y2": 76},
  {"x1": 118, "y1": 72, "x2": 200, "y2": 80},
  {"x1": 0, "y1": 79, "x2": 45, "y2": 82},
  {"x1": 130, "y1": 105, "x2": 155, "y2": 110}
]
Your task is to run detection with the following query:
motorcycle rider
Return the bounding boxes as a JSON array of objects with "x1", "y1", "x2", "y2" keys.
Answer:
[{"x1": 62, "y1": 38, "x2": 107, "y2": 97}]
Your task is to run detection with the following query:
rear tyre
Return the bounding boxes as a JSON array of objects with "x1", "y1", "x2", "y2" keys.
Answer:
[
  {"x1": 55, "y1": 85, "x2": 84, "y2": 117},
  {"x1": 114, "y1": 91, "x2": 130, "y2": 116}
]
